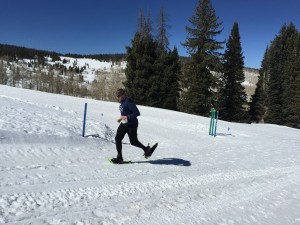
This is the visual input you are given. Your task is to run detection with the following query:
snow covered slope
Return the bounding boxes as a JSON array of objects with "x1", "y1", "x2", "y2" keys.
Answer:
[{"x1": 0, "y1": 85, "x2": 299, "y2": 225}]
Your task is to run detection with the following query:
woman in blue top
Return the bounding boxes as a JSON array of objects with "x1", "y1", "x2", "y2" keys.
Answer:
[{"x1": 111, "y1": 88, "x2": 157, "y2": 164}]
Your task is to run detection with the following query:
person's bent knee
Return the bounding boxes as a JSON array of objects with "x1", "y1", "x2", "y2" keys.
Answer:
[{"x1": 129, "y1": 139, "x2": 138, "y2": 146}]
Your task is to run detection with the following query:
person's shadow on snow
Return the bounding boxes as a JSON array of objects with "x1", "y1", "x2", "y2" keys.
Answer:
[{"x1": 134, "y1": 158, "x2": 191, "y2": 167}]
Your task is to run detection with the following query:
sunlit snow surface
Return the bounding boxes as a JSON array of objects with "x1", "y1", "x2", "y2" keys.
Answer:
[{"x1": 0, "y1": 85, "x2": 299, "y2": 225}]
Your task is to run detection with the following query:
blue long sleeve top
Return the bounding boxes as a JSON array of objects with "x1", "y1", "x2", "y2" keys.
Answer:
[{"x1": 119, "y1": 97, "x2": 140, "y2": 125}]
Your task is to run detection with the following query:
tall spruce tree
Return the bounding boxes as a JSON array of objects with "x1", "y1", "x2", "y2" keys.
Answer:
[
  {"x1": 160, "y1": 47, "x2": 181, "y2": 110},
  {"x1": 138, "y1": 10, "x2": 152, "y2": 38},
  {"x1": 155, "y1": 7, "x2": 180, "y2": 110},
  {"x1": 0, "y1": 60, "x2": 5, "y2": 84},
  {"x1": 179, "y1": 0, "x2": 223, "y2": 115},
  {"x1": 249, "y1": 47, "x2": 270, "y2": 123},
  {"x1": 156, "y1": 7, "x2": 170, "y2": 52},
  {"x1": 282, "y1": 29, "x2": 300, "y2": 128},
  {"x1": 125, "y1": 9, "x2": 180, "y2": 110},
  {"x1": 152, "y1": 7, "x2": 170, "y2": 108},
  {"x1": 124, "y1": 32, "x2": 158, "y2": 106},
  {"x1": 267, "y1": 23, "x2": 298, "y2": 125},
  {"x1": 124, "y1": 11, "x2": 160, "y2": 106},
  {"x1": 218, "y1": 22, "x2": 247, "y2": 122}
]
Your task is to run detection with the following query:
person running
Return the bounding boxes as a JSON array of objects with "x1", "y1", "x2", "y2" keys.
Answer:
[{"x1": 110, "y1": 88, "x2": 157, "y2": 164}]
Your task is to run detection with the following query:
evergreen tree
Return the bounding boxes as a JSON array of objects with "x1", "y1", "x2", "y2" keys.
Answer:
[
  {"x1": 0, "y1": 60, "x2": 5, "y2": 84},
  {"x1": 282, "y1": 30, "x2": 300, "y2": 128},
  {"x1": 138, "y1": 10, "x2": 152, "y2": 38},
  {"x1": 155, "y1": 8, "x2": 180, "y2": 110},
  {"x1": 156, "y1": 7, "x2": 170, "y2": 52},
  {"x1": 249, "y1": 47, "x2": 270, "y2": 123},
  {"x1": 179, "y1": 0, "x2": 223, "y2": 115},
  {"x1": 218, "y1": 22, "x2": 247, "y2": 122},
  {"x1": 125, "y1": 9, "x2": 181, "y2": 110},
  {"x1": 160, "y1": 47, "x2": 181, "y2": 110},
  {"x1": 124, "y1": 31, "x2": 158, "y2": 106},
  {"x1": 267, "y1": 23, "x2": 298, "y2": 125}
]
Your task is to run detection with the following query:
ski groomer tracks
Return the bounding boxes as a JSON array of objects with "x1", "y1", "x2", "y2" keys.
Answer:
[{"x1": 1, "y1": 166, "x2": 299, "y2": 224}]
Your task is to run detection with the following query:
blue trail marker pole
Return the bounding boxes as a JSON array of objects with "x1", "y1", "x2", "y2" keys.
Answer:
[
  {"x1": 211, "y1": 110, "x2": 215, "y2": 136},
  {"x1": 82, "y1": 103, "x2": 87, "y2": 137}
]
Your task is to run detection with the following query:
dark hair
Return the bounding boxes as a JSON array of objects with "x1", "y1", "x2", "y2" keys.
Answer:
[{"x1": 116, "y1": 88, "x2": 126, "y2": 97}]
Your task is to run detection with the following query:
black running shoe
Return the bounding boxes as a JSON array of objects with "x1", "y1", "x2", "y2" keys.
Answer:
[
  {"x1": 111, "y1": 155, "x2": 124, "y2": 164},
  {"x1": 144, "y1": 142, "x2": 158, "y2": 158}
]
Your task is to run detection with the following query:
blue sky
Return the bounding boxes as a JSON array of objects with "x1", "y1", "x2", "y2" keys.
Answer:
[{"x1": 1, "y1": 0, "x2": 300, "y2": 68}]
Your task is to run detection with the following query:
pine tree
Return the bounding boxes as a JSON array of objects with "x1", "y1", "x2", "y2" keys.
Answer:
[
  {"x1": 124, "y1": 12, "x2": 159, "y2": 106},
  {"x1": 0, "y1": 60, "x2": 5, "y2": 84},
  {"x1": 156, "y1": 7, "x2": 170, "y2": 52},
  {"x1": 249, "y1": 47, "x2": 270, "y2": 123},
  {"x1": 179, "y1": 0, "x2": 223, "y2": 115},
  {"x1": 250, "y1": 23, "x2": 300, "y2": 128},
  {"x1": 267, "y1": 23, "x2": 298, "y2": 125},
  {"x1": 155, "y1": 8, "x2": 180, "y2": 110},
  {"x1": 218, "y1": 22, "x2": 247, "y2": 122},
  {"x1": 137, "y1": 10, "x2": 152, "y2": 38},
  {"x1": 161, "y1": 47, "x2": 181, "y2": 110},
  {"x1": 282, "y1": 30, "x2": 300, "y2": 128},
  {"x1": 125, "y1": 9, "x2": 181, "y2": 109}
]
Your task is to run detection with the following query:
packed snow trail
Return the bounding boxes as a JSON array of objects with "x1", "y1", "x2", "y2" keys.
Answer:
[{"x1": 0, "y1": 85, "x2": 300, "y2": 225}]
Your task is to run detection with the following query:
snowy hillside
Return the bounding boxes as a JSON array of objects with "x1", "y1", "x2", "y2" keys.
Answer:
[
  {"x1": 48, "y1": 56, "x2": 126, "y2": 83},
  {"x1": 0, "y1": 85, "x2": 299, "y2": 225}
]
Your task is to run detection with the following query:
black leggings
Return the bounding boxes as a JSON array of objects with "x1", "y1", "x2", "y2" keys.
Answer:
[{"x1": 115, "y1": 123, "x2": 146, "y2": 156}]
